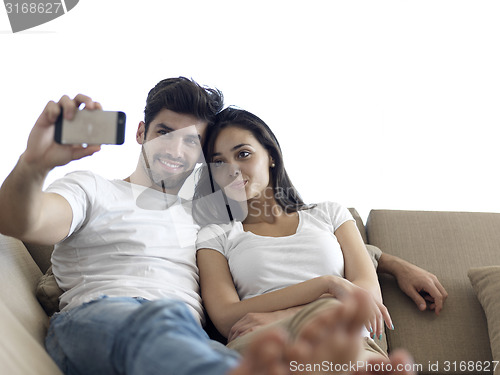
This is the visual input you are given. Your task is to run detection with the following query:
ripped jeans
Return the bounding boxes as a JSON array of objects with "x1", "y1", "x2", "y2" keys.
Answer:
[{"x1": 45, "y1": 297, "x2": 240, "y2": 375}]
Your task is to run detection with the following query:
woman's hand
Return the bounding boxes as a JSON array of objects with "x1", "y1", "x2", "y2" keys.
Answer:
[
  {"x1": 325, "y1": 275, "x2": 393, "y2": 340},
  {"x1": 228, "y1": 310, "x2": 285, "y2": 342}
]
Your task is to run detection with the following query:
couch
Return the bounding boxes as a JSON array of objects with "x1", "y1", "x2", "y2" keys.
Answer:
[{"x1": 1, "y1": 208, "x2": 499, "y2": 374}]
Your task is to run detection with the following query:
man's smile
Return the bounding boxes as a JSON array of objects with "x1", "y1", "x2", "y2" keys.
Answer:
[{"x1": 156, "y1": 157, "x2": 185, "y2": 172}]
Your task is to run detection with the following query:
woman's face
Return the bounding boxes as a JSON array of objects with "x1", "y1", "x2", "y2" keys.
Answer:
[{"x1": 211, "y1": 126, "x2": 273, "y2": 202}]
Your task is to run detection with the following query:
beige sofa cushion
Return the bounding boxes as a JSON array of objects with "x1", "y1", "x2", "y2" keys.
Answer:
[
  {"x1": 0, "y1": 234, "x2": 50, "y2": 344},
  {"x1": 469, "y1": 266, "x2": 500, "y2": 374},
  {"x1": 367, "y1": 210, "x2": 498, "y2": 374}
]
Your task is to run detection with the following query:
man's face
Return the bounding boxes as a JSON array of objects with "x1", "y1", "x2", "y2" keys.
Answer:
[{"x1": 137, "y1": 109, "x2": 207, "y2": 193}]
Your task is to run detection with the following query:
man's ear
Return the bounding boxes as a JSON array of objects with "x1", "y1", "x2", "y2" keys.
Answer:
[{"x1": 136, "y1": 121, "x2": 146, "y2": 145}]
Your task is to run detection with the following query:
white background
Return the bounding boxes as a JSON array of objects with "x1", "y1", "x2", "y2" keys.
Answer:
[{"x1": 1, "y1": 1, "x2": 499, "y2": 222}]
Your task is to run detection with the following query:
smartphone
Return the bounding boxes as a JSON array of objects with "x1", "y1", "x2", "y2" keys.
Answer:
[{"x1": 54, "y1": 110, "x2": 126, "y2": 145}]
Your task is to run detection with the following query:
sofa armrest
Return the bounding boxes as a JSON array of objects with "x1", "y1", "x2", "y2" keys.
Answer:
[{"x1": 0, "y1": 299, "x2": 62, "y2": 375}]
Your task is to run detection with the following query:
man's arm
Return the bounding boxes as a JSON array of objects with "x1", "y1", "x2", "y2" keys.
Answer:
[
  {"x1": 376, "y1": 252, "x2": 448, "y2": 315},
  {"x1": 0, "y1": 159, "x2": 72, "y2": 244},
  {"x1": 0, "y1": 95, "x2": 101, "y2": 244}
]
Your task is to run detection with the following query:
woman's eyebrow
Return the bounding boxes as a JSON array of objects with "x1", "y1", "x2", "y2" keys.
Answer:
[
  {"x1": 212, "y1": 144, "x2": 251, "y2": 157},
  {"x1": 231, "y1": 143, "x2": 251, "y2": 151}
]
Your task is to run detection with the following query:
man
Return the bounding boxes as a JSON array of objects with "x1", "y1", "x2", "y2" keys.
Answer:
[{"x1": 0, "y1": 77, "x2": 445, "y2": 375}]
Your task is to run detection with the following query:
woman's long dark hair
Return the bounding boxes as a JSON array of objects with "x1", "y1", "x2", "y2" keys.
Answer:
[{"x1": 193, "y1": 107, "x2": 313, "y2": 226}]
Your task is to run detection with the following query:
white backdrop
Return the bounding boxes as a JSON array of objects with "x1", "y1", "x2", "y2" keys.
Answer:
[{"x1": 1, "y1": 1, "x2": 499, "y2": 221}]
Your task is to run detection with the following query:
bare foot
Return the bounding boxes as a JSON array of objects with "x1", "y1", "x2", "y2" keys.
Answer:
[
  {"x1": 228, "y1": 292, "x2": 416, "y2": 375},
  {"x1": 228, "y1": 328, "x2": 290, "y2": 375},
  {"x1": 289, "y1": 292, "x2": 367, "y2": 374}
]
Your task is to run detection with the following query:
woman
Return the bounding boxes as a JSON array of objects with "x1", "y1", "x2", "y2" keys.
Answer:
[{"x1": 193, "y1": 107, "x2": 393, "y2": 362}]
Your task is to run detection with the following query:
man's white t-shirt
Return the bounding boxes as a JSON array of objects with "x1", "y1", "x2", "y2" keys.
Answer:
[
  {"x1": 195, "y1": 201, "x2": 354, "y2": 301},
  {"x1": 46, "y1": 171, "x2": 203, "y2": 323}
]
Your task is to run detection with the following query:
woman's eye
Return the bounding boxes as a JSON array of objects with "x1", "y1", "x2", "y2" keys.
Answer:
[
  {"x1": 212, "y1": 160, "x2": 224, "y2": 167},
  {"x1": 238, "y1": 151, "x2": 250, "y2": 158}
]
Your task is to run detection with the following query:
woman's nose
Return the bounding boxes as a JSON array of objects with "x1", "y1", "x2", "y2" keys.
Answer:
[{"x1": 227, "y1": 163, "x2": 240, "y2": 177}]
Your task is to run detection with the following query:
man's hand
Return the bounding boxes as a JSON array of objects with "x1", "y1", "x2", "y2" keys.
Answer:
[
  {"x1": 378, "y1": 253, "x2": 448, "y2": 315},
  {"x1": 0, "y1": 94, "x2": 102, "y2": 243},
  {"x1": 23, "y1": 94, "x2": 102, "y2": 173}
]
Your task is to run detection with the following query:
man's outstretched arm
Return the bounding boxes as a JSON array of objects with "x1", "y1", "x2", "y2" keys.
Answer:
[
  {"x1": 0, "y1": 95, "x2": 101, "y2": 244},
  {"x1": 377, "y1": 252, "x2": 448, "y2": 315}
]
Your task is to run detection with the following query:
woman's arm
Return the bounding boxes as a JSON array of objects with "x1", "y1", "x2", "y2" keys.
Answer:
[
  {"x1": 335, "y1": 221, "x2": 382, "y2": 301},
  {"x1": 197, "y1": 248, "x2": 349, "y2": 338},
  {"x1": 335, "y1": 220, "x2": 392, "y2": 337}
]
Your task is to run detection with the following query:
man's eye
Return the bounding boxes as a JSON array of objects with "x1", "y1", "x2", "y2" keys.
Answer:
[
  {"x1": 185, "y1": 137, "x2": 199, "y2": 145},
  {"x1": 158, "y1": 130, "x2": 169, "y2": 136}
]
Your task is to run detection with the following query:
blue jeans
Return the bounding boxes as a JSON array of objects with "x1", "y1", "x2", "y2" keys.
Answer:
[{"x1": 45, "y1": 297, "x2": 240, "y2": 375}]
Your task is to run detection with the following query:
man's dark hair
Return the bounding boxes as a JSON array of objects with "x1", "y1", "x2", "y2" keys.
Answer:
[{"x1": 144, "y1": 77, "x2": 223, "y2": 135}]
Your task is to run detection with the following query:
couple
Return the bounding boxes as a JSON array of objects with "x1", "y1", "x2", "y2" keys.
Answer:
[{"x1": 0, "y1": 77, "x2": 447, "y2": 375}]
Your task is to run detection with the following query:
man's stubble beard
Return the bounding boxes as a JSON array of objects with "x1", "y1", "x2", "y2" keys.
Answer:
[
  {"x1": 150, "y1": 168, "x2": 192, "y2": 191},
  {"x1": 140, "y1": 145, "x2": 192, "y2": 193}
]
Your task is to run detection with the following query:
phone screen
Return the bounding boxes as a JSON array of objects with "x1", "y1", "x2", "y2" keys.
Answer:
[{"x1": 55, "y1": 110, "x2": 126, "y2": 145}]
